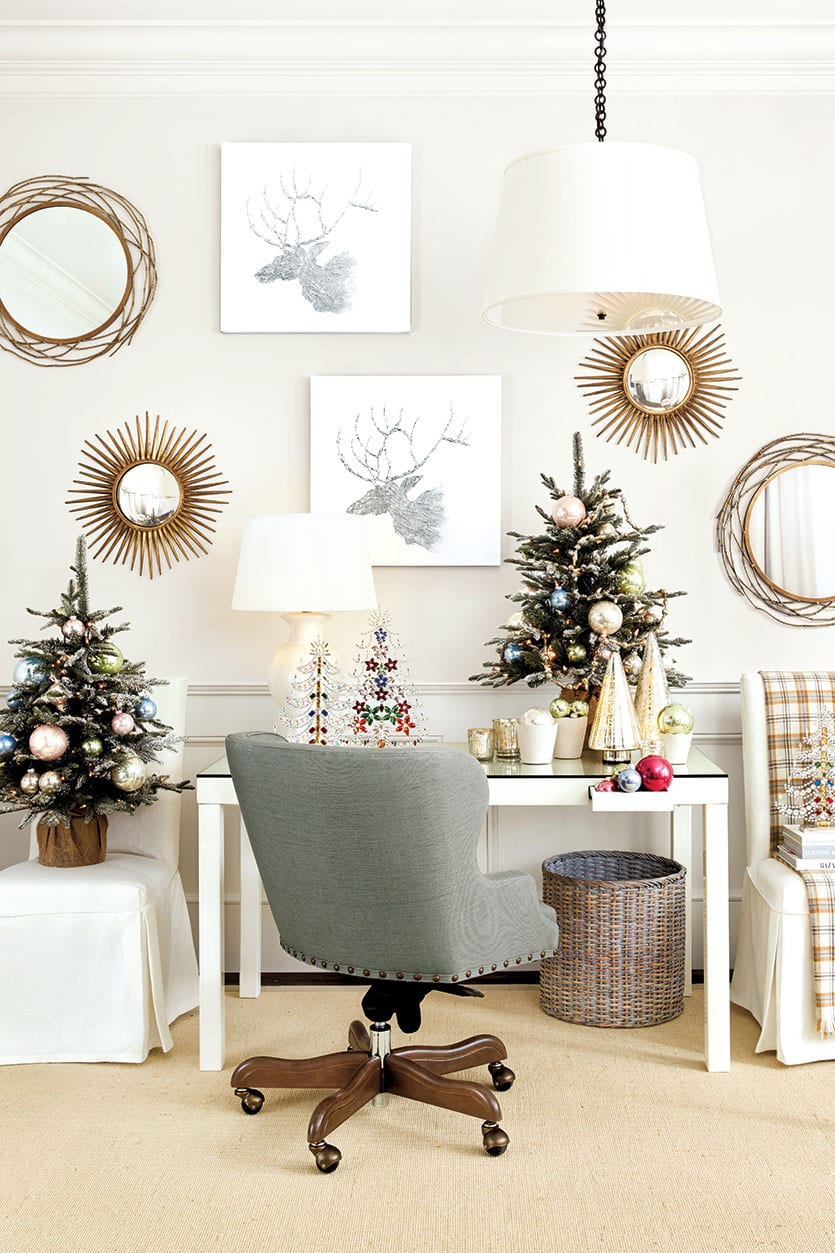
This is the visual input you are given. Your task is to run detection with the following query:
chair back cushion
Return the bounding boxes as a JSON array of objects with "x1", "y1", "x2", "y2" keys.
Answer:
[{"x1": 225, "y1": 733, "x2": 554, "y2": 982}]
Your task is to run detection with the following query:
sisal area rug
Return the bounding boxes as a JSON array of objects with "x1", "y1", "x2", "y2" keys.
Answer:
[{"x1": 0, "y1": 985, "x2": 832, "y2": 1253}]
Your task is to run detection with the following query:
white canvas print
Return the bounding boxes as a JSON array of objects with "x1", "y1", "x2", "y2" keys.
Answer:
[
  {"x1": 310, "y1": 376, "x2": 502, "y2": 567},
  {"x1": 221, "y1": 142, "x2": 411, "y2": 333}
]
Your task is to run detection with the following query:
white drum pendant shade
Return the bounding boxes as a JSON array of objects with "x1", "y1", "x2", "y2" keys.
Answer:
[{"x1": 483, "y1": 142, "x2": 721, "y2": 336}]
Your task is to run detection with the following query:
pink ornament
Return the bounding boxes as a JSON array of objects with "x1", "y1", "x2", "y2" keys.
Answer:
[
  {"x1": 635, "y1": 754, "x2": 674, "y2": 792},
  {"x1": 551, "y1": 495, "x2": 587, "y2": 529},
  {"x1": 111, "y1": 712, "x2": 135, "y2": 736},
  {"x1": 595, "y1": 778, "x2": 617, "y2": 792},
  {"x1": 29, "y1": 724, "x2": 69, "y2": 762}
]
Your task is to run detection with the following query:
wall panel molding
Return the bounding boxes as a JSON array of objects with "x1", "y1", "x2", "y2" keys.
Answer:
[{"x1": 1, "y1": 20, "x2": 834, "y2": 96}]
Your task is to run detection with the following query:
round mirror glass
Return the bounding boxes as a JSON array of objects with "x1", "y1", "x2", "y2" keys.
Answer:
[
  {"x1": 0, "y1": 206, "x2": 129, "y2": 341},
  {"x1": 624, "y1": 347, "x2": 692, "y2": 413},
  {"x1": 746, "y1": 461, "x2": 835, "y2": 601},
  {"x1": 116, "y1": 464, "x2": 182, "y2": 528}
]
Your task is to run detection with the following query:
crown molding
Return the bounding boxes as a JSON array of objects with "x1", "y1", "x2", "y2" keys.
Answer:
[
  {"x1": 184, "y1": 680, "x2": 740, "y2": 697},
  {"x1": 1, "y1": 21, "x2": 834, "y2": 96}
]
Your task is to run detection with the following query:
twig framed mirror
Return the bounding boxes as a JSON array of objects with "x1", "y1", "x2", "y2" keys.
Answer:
[
  {"x1": 716, "y1": 432, "x2": 835, "y2": 626},
  {"x1": 66, "y1": 413, "x2": 231, "y2": 578},
  {"x1": 0, "y1": 175, "x2": 156, "y2": 366},
  {"x1": 576, "y1": 326, "x2": 741, "y2": 462}
]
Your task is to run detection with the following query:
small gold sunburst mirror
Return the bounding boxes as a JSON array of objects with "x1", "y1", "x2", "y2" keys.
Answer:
[
  {"x1": 576, "y1": 326, "x2": 741, "y2": 462},
  {"x1": 67, "y1": 412, "x2": 231, "y2": 578}
]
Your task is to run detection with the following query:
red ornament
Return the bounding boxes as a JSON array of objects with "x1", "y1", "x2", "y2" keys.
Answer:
[
  {"x1": 595, "y1": 778, "x2": 617, "y2": 792},
  {"x1": 636, "y1": 754, "x2": 674, "y2": 791}
]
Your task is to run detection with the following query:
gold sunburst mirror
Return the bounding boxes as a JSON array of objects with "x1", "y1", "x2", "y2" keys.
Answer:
[
  {"x1": 576, "y1": 326, "x2": 741, "y2": 462},
  {"x1": 67, "y1": 413, "x2": 231, "y2": 578}
]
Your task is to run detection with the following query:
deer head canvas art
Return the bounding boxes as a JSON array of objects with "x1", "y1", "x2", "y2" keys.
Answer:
[
  {"x1": 246, "y1": 170, "x2": 377, "y2": 315},
  {"x1": 337, "y1": 407, "x2": 470, "y2": 551}
]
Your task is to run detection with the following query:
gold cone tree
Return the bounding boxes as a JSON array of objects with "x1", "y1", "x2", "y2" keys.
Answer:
[
  {"x1": 588, "y1": 652, "x2": 641, "y2": 765},
  {"x1": 633, "y1": 632, "x2": 670, "y2": 749}
]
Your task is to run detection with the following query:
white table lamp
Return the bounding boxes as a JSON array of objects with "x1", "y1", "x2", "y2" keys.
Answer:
[{"x1": 231, "y1": 514, "x2": 376, "y2": 714}]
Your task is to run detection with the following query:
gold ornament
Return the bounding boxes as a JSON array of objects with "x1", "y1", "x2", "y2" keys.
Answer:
[
  {"x1": 111, "y1": 753, "x2": 147, "y2": 793},
  {"x1": 658, "y1": 703, "x2": 694, "y2": 735},
  {"x1": 37, "y1": 770, "x2": 62, "y2": 793},
  {"x1": 20, "y1": 769, "x2": 39, "y2": 794},
  {"x1": 616, "y1": 562, "x2": 646, "y2": 596},
  {"x1": 588, "y1": 600, "x2": 623, "y2": 637}
]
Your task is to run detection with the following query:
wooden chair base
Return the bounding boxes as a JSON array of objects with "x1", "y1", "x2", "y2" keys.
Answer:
[{"x1": 231, "y1": 1026, "x2": 515, "y2": 1172}]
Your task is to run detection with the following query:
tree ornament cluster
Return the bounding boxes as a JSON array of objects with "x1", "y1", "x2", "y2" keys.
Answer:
[
  {"x1": 471, "y1": 432, "x2": 690, "y2": 697},
  {"x1": 0, "y1": 537, "x2": 189, "y2": 829}
]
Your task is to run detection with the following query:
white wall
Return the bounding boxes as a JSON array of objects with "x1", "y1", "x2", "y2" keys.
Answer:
[{"x1": 1, "y1": 10, "x2": 833, "y2": 969}]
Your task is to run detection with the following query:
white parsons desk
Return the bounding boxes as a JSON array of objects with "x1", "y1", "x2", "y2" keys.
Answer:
[{"x1": 196, "y1": 745, "x2": 730, "y2": 1073}]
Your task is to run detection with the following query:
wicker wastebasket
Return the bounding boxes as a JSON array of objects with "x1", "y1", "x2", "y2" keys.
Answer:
[{"x1": 540, "y1": 850, "x2": 686, "y2": 1028}]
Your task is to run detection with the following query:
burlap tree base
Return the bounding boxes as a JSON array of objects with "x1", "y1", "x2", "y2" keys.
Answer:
[{"x1": 37, "y1": 813, "x2": 108, "y2": 867}]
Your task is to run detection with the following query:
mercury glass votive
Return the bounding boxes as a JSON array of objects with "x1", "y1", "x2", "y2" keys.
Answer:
[
  {"x1": 467, "y1": 728, "x2": 495, "y2": 760},
  {"x1": 492, "y1": 718, "x2": 520, "y2": 759}
]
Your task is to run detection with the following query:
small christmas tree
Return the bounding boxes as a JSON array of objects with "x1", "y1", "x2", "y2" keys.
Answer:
[
  {"x1": 471, "y1": 433, "x2": 690, "y2": 697},
  {"x1": 778, "y1": 708, "x2": 835, "y2": 830},
  {"x1": 282, "y1": 638, "x2": 350, "y2": 746},
  {"x1": 344, "y1": 609, "x2": 424, "y2": 747},
  {"x1": 0, "y1": 538, "x2": 189, "y2": 859}
]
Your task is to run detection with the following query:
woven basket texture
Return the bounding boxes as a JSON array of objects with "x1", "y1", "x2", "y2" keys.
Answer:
[{"x1": 540, "y1": 850, "x2": 686, "y2": 1028}]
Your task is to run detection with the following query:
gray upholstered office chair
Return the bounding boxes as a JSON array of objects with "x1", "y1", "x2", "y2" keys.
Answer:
[{"x1": 225, "y1": 732, "x2": 559, "y2": 1172}]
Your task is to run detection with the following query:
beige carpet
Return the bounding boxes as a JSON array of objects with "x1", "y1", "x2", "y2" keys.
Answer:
[{"x1": 0, "y1": 985, "x2": 832, "y2": 1253}]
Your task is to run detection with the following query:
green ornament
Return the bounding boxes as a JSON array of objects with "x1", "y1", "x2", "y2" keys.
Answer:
[
  {"x1": 87, "y1": 641, "x2": 124, "y2": 675},
  {"x1": 81, "y1": 737, "x2": 104, "y2": 758},
  {"x1": 616, "y1": 562, "x2": 646, "y2": 596},
  {"x1": 566, "y1": 642, "x2": 587, "y2": 663},
  {"x1": 43, "y1": 682, "x2": 68, "y2": 711},
  {"x1": 549, "y1": 698, "x2": 571, "y2": 719},
  {"x1": 658, "y1": 703, "x2": 695, "y2": 735},
  {"x1": 570, "y1": 700, "x2": 589, "y2": 718}
]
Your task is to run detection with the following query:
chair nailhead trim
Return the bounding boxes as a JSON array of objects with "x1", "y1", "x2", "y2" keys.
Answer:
[
  {"x1": 379, "y1": 971, "x2": 386, "y2": 978},
  {"x1": 362, "y1": 969, "x2": 370, "y2": 977},
  {"x1": 334, "y1": 965, "x2": 340, "y2": 971},
  {"x1": 515, "y1": 957, "x2": 521, "y2": 964},
  {"x1": 465, "y1": 970, "x2": 471, "y2": 977},
  {"x1": 414, "y1": 974, "x2": 422, "y2": 981},
  {"x1": 527, "y1": 954, "x2": 533, "y2": 961},
  {"x1": 540, "y1": 951, "x2": 546, "y2": 958},
  {"x1": 491, "y1": 964, "x2": 497, "y2": 971},
  {"x1": 451, "y1": 975, "x2": 458, "y2": 982},
  {"x1": 478, "y1": 966, "x2": 484, "y2": 974},
  {"x1": 396, "y1": 972, "x2": 404, "y2": 979},
  {"x1": 347, "y1": 966, "x2": 354, "y2": 973},
  {"x1": 503, "y1": 960, "x2": 509, "y2": 968}
]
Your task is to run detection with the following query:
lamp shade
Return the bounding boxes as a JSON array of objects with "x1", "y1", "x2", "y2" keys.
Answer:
[
  {"x1": 231, "y1": 514, "x2": 376, "y2": 612},
  {"x1": 483, "y1": 142, "x2": 721, "y2": 336}
]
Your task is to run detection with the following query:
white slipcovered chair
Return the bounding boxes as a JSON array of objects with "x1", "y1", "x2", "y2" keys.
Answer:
[
  {"x1": 730, "y1": 671, "x2": 835, "y2": 1064},
  {"x1": 0, "y1": 678, "x2": 197, "y2": 1064}
]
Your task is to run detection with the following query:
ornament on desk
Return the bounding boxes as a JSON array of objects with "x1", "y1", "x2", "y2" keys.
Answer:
[
  {"x1": 111, "y1": 711, "x2": 135, "y2": 736},
  {"x1": 283, "y1": 637, "x2": 350, "y2": 746},
  {"x1": 635, "y1": 754, "x2": 673, "y2": 792},
  {"x1": 111, "y1": 752, "x2": 148, "y2": 793},
  {"x1": 570, "y1": 700, "x2": 589, "y2": 718},
  {"x1": 343, "y1": 609, "x2": 424, "y2": 748},
  {"x1": 61, "y1": 617, "x2": 86, "y2": 640},
  {"x1": 13, "y1": 657, "x2": 46, "y2": 690},
  {"x1": 503, "y1": 642, "x2": 523, "y2": 664},
  {"x1": 566, "y1": 642, "x2": 587, "y2": 663},
  {"x1": 588, "y1": 652, "x2": 640, "y2": 765},
  {"x1": 548, "y1": 588, "x2": 570, "y2": 612},
  {"x1": 587, "y1": 600, "x2": 623, "y2": 637},
  {"x1": 29, "y1": 724, "x2": 69, "y2": 761},
  {"x1": 20, "y1": 769, "x2": 39, "y2": 795},
  {"x1": 549, "y1": 698, "x2": 571, "y2": 720},
  {"x1": 135, "y1": 696, "x2": 158, "y2": 721},
  {"x1": 616, "y1": 562, "x2": 646, "y2": 596},
  {"x1": 616, "y1": 766, "x2": 642, "y2": 793},
  {"x1": 551, "y1": 495, "x2": 587, "y2": 529},
  {"x1": 594, "y1": 778, "x2": 617, "y2": 792},
  {"x1": 0, "y1": 733, "x2": 16, "y2": 759},
  {"x1": 658, "y1": 703, "x2": 694, "y2": 735},
  {"x1": 633, "y1": 632, "x2": 669, "y2": 747},
  {"x1": 37, "y1": 769, "x2": 62, "y2": 793},
  {"x1": 81, "y1": 737, "x2": 104, "y2": 758},
  {"x1": 88, "y1": 641, "x2": 124, "y2": 675}
]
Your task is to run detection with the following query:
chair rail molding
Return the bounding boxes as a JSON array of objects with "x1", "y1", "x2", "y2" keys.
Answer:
[{"x1": 1, "y1": 20, "x2": 834, "y2": 96}]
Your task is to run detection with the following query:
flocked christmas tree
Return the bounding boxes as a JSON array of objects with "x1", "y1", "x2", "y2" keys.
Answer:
[
  {"x1": 344, "y1": 609, "x2": 424, "y2": 747},
  {"x1": 282, "y1": 638, "x2": 350, "y2": 746},
  {"x1": 471, "y1": 433, "x2": 690, "y2": 698},
  {"x1": 0, "y1": 538, "x2": 189, "y2": 858}
]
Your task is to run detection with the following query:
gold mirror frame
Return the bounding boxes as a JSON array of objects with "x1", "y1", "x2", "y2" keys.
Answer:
[
  {"x1": 66, "y1": 413, "x2": 231, "y2": 579},
  {"x1": 0, "y1": 175, "x2": 156, "y2": 366},
  {"x1": 716, "y1": 432, "x2": 835, "y2": 627},
  {"x1": 576, "y1": 325, "x2": 741, "y2": 462}
]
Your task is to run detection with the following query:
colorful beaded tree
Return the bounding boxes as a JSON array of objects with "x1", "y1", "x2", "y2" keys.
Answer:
[
  {"x1": 779, "y1": 708, "x2": 835, "y2": 829},
  {"x1": 344, "y1": 610, "x2": 423, "y2": 748},
  {"x1": 283, "y1": 638, "x2": 349, "y2": 746}
]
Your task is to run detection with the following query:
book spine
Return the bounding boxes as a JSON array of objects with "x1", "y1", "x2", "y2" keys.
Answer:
[
  {"x1": 777, "y1": 847, "x2": 835, "y2": 871},
  {"x1": 781, "y1": 836, "x2": 835, "y2": 857}
]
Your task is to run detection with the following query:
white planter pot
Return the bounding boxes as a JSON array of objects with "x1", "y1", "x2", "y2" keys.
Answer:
[
  {"x1": 662, "y1": 729, "x2": 692, "y2": 765},
  {"x1": 516, "y1": 722, "x2": 558, "y2": 764},
  {"x1": 553, "y1": 715, "x2": 588, "y2": 760}
]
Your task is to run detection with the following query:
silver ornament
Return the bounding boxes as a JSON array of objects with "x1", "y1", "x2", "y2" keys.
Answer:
[
  {"x1": 20, "y1": 769, "x2": 39, "y2": 794},
  {"x1": 623, "y1": 653, "x2": 643, "y2": 677},
  {"x1": 62, "y1": 617, "x2": 85, "y2": 640},
  {"x1": 111, "y1": 753, "x2": 147, "y2": 793},
  {"x1": 587, "y1": 600, "x2": 623, "y2": 637}
]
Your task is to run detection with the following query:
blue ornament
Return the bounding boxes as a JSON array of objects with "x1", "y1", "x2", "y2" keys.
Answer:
[
  {"x1": 503, "y1": 643, "x2": 523, "y2": 664},
  {"x1": 135, "y1": 696, "x2": 158, "y2": 721},
  {"x1": 548, "y1": 588, "x2": 570, "y2": 612},
  {"x1": 13, "y1": 656, "x2": 46, "y2": 691},
  {"x1": 0, "y1": 733, "x2": 16, "y2": 759},
  {"x1": 5, "y1": 689, "x2": 22, "y2": 711},
  {"x1": 616, "y1": 766, "x2": 642, "y2": 793}
]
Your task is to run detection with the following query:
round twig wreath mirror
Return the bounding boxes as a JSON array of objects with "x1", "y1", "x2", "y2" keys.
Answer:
[
  {"x1": 66, "y1": 413, "x2": 231, "y2": 578},
  {"x1": 716, "y1": 432, "x2": 835, "y2": 627},
  {"x1": 0, "y1": 175, "x2": 156, "y2": 366},
  {"x1": 576, "y1": 325, "x2": 741, "y2": 462}
]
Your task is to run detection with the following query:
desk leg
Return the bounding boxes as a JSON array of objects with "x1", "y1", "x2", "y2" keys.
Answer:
[
  {"x1": 198, "y1": 802, "x2": 225, "y2": 1071},
  {"x1": 485, "y1": 806, "x2": 499, "y2": 875},
  {"x1": 239, "y1": 818, "x2": 262, "y2": 999},
  {"x1": 671, "y1": 806, "x2": 693, "y2": 996},
  {"x1": 703, "y1": 803, "x2": 731, "y2": 1073}
]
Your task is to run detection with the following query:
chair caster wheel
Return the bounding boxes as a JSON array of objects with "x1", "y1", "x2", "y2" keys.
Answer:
[
  {"x1": 235, "y1": 1087, "x2": 264, "y2": 1115},
  {"x1": 488, "y1": 1062, "x2": 515, "y2": 1092},
  {"x1": 309, "y1": 1141, "x2": 341, "y2": 1173},
  {"x1": 481, "y1": 1122, "x2": 510, "y2": 1156}
]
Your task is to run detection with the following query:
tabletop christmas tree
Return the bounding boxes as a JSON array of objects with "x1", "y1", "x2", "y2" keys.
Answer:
[
  {"x1": 471, "y1": 432, "x2": 690, "y2": 700},
  {"x1": 343, "y1": 609, "x2": 424, "y2": 747},
  {"x1": 282, "y1": 637, "x2": 350, "y2": 746},
  {"x1": 0, "y1": 537, "x2": 189, "y2": 866},
  {"x1": 778, "y1": 708, "x2": 835, "y2": 830}
]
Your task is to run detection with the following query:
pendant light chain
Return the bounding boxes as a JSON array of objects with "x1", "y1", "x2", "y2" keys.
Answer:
[{"x1": 594, "y1": 0, "x2": 607, "y2": 142}]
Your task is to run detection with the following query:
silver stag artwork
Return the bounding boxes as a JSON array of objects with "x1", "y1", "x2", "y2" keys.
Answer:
[
  {"x1": 337, "y1": 407, "x2": 470, "y2": 551},
  {"x1": 246, "y1": 171, "x2": 377, "y2": 314}
]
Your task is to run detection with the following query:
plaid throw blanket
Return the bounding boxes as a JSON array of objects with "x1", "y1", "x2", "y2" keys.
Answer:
[{"x1": 760, "y1": 671, "x2": 835, "y2": 1037}]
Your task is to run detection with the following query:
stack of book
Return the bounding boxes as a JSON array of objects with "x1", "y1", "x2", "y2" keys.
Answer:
[{"x1": 777, "y1": 824, "x2": 835, "y2": 871}]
